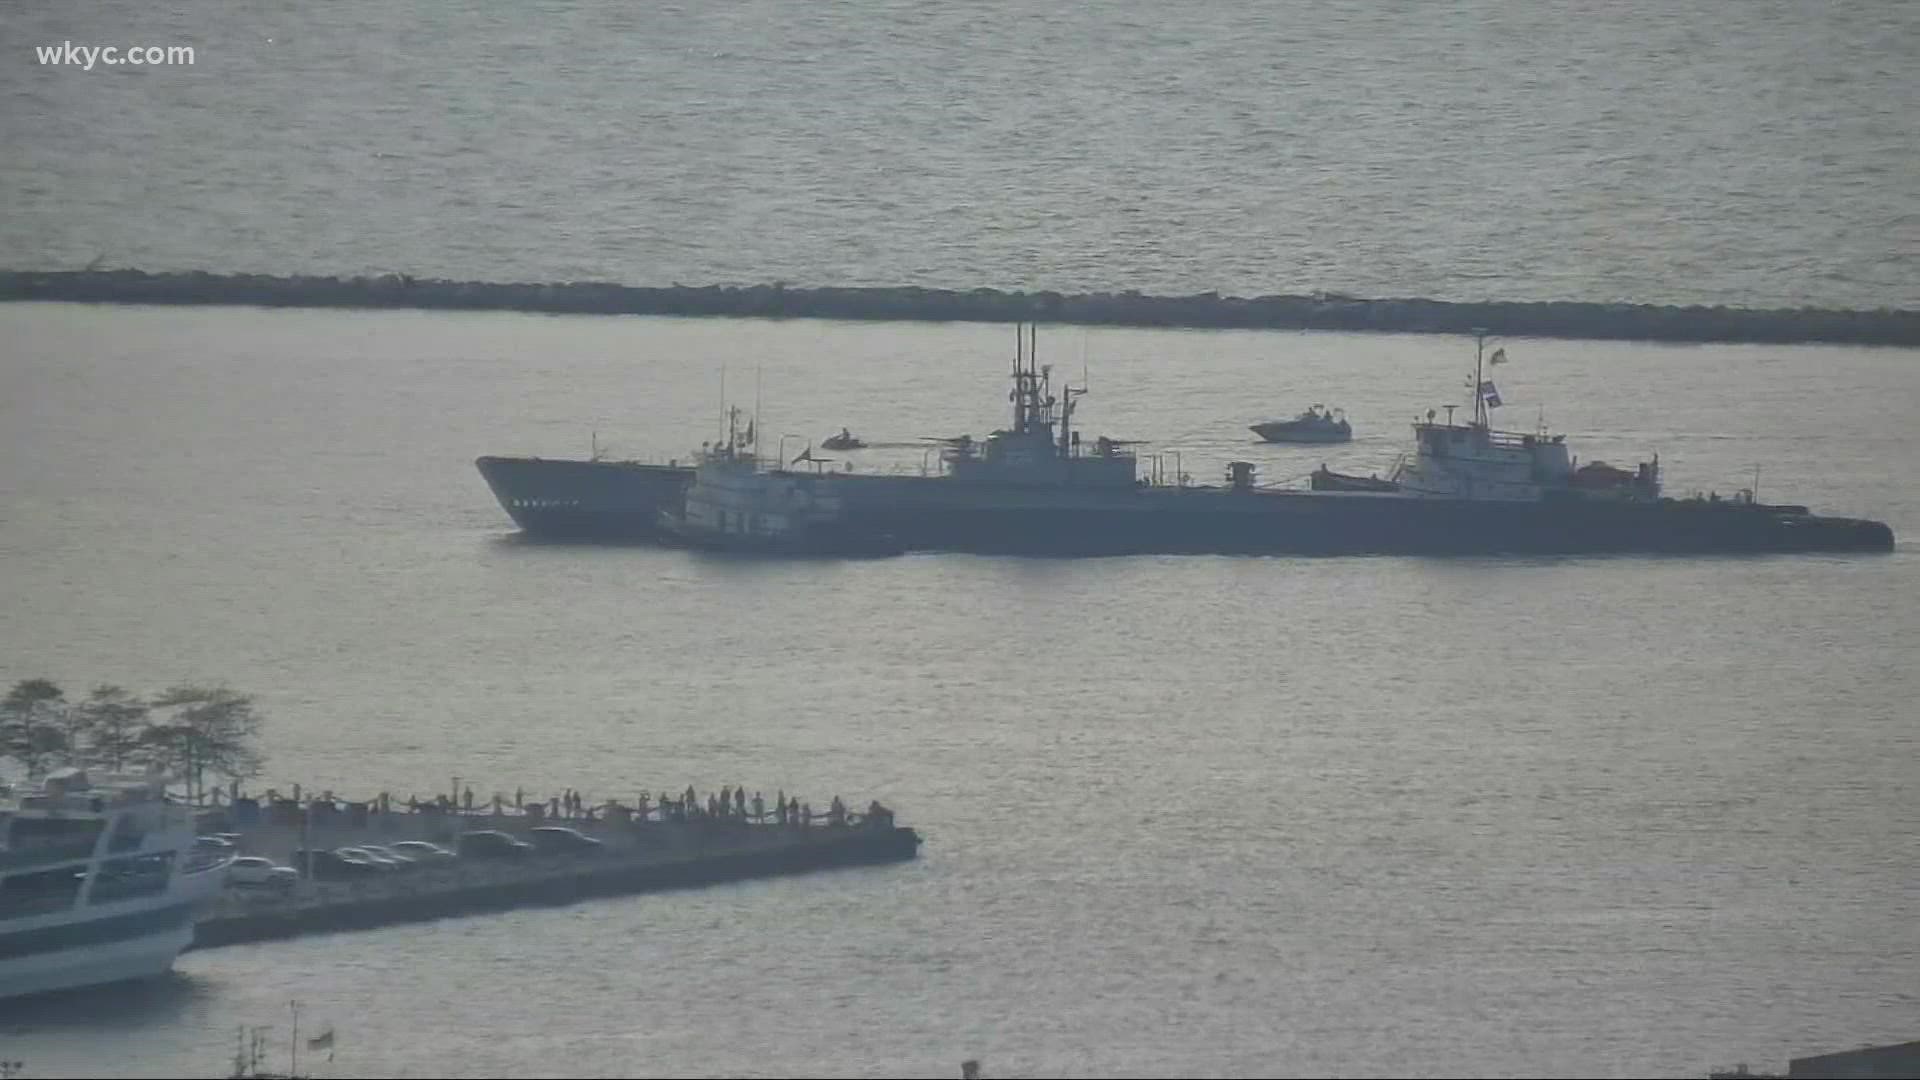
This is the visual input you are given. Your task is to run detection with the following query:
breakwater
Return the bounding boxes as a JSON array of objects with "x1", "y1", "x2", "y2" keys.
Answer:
[{"x1": 5, "y1": 269, "x2": 1917, "y2": 347}]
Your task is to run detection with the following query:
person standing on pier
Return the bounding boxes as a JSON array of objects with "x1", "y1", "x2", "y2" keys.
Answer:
[
  {"x1": 734, "y1": 787, "x2": 746, "y2": 817},
  {"x1": 751, "y1": 791, "x2": 764, "y2": 822}
]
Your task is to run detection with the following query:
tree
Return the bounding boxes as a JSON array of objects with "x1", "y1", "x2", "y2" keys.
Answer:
[
  {"x1": 77, "y1": 684, "x2": 150, "y2": 772},
  {"x1": 2, "y1": 678, "x2": 70, "y2": 778},
  {"x1": 143, "y1": 684, "x2": 264, "y2": 803}
]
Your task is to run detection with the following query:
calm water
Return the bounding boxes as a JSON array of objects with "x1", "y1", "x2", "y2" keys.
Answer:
[
  {"x1": 1, "y1": 0, "x2": 1917, "y2": 308},
  {"x1": 3, "y1": 1, "x2": 1920, "y2": 1076},
  {"x1": 1, "y1": 303, "x2": 1917, "y2": 1078}
]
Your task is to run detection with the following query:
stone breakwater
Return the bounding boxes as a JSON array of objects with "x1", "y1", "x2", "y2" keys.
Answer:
[{"x1": 5, "y1": 269, "x2": 1918, "y2": 347}]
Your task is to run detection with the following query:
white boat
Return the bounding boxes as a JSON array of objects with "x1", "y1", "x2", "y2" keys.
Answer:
[
  {"x1": 1250, "y1": 405, "x2": 1352, "y2": 444},
  {"x1": 1, "y1": 767, "x2": 233, "y2": 1000}
]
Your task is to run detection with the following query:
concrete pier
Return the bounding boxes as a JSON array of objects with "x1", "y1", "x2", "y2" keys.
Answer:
[{"x1": 190, "y1": 787, "x2": 919, "y2": 948}]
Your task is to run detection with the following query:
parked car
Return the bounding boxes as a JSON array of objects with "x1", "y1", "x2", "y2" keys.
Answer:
[
  {"x1": 389, "y1": 840, "x2": 457, "y2": 862},
  {"x1": 226, "y1": 856, "x2": 298, "y2": 892},
  {"x1": 355, "y1": 844, "x2": 419, "y2": 868},
  {"x1": 335, "y1": 846, "x2": 405, "y2": 871},
  {"x1": 289, "y1": 847, "x2": 382, "y2": 880},
  {"x1": 457, "y1": 830, "x2": 535, "y2": 858},
  {"x1": 528, "y1": 826, "x2": 606, "y2": 854}
]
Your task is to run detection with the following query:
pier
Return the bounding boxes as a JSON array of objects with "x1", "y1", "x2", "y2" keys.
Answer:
[{"x1": 189, "y1": 784, "x2": 919, "y2": 949}]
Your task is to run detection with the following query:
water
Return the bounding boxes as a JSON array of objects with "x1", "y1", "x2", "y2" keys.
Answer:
[
  {"x1": 4, "y1": 1, "x2": 1920, "y2": 1075},
  {"x1": 1, "y1": 303, "x2": 1917, "y2": 1078},
  {"x1": 1, "y1": 1, "x2": 1917, "y2": 308}
]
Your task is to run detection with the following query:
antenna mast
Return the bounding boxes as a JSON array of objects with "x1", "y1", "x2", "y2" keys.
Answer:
[
  {"x1": 1472, "y1": 328, "x2": 1488, "y2": 428},
  {"x1": 1013, "y1": 323, "x2": 1024, "y2": 430}
]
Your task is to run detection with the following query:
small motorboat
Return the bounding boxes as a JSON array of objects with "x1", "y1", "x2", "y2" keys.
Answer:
[
  {"x1": 821, "y1": 428, "x2": 866, "y2": 451},
  {"x1": 1251, "y1": 405, "x2": 1352, "y2": 444}
]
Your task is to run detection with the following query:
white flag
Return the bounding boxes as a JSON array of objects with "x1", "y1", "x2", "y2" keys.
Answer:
[{"x1": 1489, "y1": 347, "x2": 1507, "y2": 365}]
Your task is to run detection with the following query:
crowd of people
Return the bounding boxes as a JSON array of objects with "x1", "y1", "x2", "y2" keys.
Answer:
[{"x1": 225, "y1": 781, "x2": 894, "y2": 832}]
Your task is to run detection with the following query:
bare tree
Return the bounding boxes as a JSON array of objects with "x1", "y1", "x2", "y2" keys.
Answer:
[
  {"x1": 77, "y1": 685, "x2": 150, "y2": 772},
  {"x1": 2, "y1": 678, "x2": 69, "y2": 778},
  {"x1": 143, "y1": 684, "x2": 265, "y2": 803}
]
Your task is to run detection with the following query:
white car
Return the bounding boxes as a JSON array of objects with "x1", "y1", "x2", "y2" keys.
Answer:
[
  {"x1": 227, "y1": 856, "x2": 299, "y2": 892},
  {"x1": 390, "y1": 840, "x2": 457, "y2": 861}
]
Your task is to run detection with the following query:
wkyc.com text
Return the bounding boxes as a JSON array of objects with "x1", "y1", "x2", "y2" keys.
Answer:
[{"x1": 36, "y1": 42, "x2": 195, "y2": 71}]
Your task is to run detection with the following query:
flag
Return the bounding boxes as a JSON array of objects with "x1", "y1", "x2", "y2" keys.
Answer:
[
  {"x1": 791, "y1": 446, "x2": 813, "y2": 465},
  {"x1": 743, "y1": 420, "x2": 754, "y2": 444},
  {"x1": 307, "y1": 1028, "x2": 334, "y2": 1051},
  {"x1": 1479, "y1": 380, "x2": 1502, "y2": 408},
  {"x1": 1489, "y1": 347, "x2": 1507, "y2": 365}
]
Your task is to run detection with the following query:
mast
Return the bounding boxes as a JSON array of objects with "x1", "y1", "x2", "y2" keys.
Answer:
[
  {"x1": 1472, "y1": 327, "x2": 1488, "y2": 428},
  {"x1": 1012, "y1": 323, "x2": 1024, "y2": 430}
]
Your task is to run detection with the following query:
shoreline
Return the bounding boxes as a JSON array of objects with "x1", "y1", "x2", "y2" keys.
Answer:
[{"x1": 4, "y1": 269, "x2": 1917, "y2": 347}]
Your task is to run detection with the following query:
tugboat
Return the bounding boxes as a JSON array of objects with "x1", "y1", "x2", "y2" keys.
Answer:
[
  {"x1": 656, "y1": 411, "x2": 902, "y2": 557},
  {"x1": 1251, "y1": 405, "x2": 1352, "y2": 444},
  {"x1": 821, "y1": 428, "x2": 866, "y2": 451}
]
